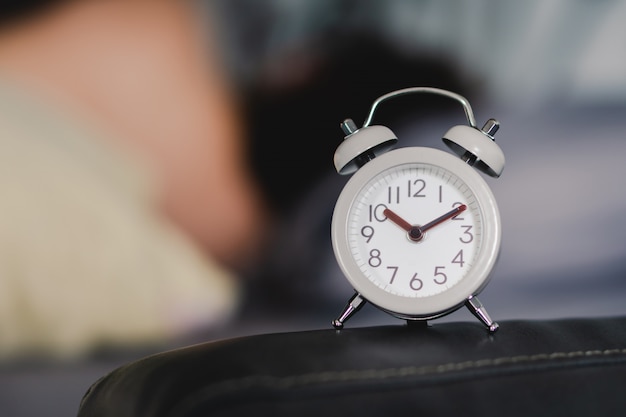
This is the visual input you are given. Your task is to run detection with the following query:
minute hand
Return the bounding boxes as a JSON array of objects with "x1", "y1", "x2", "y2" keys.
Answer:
[{"x1": 420, "y1": 204, "x2": 467, "y2": 233}]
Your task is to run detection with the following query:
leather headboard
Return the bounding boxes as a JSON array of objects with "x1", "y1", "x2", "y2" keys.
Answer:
[{"x1": 77, "y1": 316, "x2": 626, "y2": 417}]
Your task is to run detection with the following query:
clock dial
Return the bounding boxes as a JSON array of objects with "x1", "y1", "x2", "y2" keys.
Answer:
[
  {"x1": 332, "y1": 147, "x2": 501, "y2": 318},
  {"x1": 348, "y1": 163, "x2": 481, "y2": 299}
]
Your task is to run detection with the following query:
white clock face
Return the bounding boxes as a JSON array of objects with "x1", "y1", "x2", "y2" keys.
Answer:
[
  {"x1": 332, "y1": 148, "x2": 500, "y2": 318},
  {"x1": 349, "y1": 162, "x2": 480, "y2": 298}
]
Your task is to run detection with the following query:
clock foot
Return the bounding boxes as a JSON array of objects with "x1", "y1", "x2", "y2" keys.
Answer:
[
  {"x1": 332, "y1": 293, "x2": 366, "y2": 329},
  {"x1": 465, "y1": 296, "x2": 499, "y2": 333},
  {"x1": 406, "y1": 319, "x2": 428, "y2": 329}
]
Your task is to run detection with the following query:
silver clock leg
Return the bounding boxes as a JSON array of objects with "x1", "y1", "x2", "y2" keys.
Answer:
[
  {"x1": 332, "y1": 292, "x2": 366, "y2": 329},
  {"x1": 465, "y1": 296, "x2": 499, "y2": 333}
]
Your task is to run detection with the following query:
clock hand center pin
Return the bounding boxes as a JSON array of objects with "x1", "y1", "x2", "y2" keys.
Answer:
[{"x1": 383, "y1": 208, "x2": 423, "y2": 242}]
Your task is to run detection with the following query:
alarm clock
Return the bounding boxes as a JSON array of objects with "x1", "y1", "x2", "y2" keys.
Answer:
[{"x1": 330, "y1": 87, "x2": 505, "y2": 332}]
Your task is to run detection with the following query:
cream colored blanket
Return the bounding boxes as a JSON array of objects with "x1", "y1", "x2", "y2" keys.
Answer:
[{"x1": 0, "y1": 81, "x2": 239, "y2": 360}]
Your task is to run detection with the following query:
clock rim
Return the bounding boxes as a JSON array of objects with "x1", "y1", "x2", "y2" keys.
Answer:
[{"x1": 331, "y1": 147, "x2": 501, "y2": 318}]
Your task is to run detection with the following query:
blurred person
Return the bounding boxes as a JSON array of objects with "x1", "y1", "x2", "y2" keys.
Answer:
[
  {"x1": 0, "y1": 0, "x2": 268, "y2": 359},
  {"x1": 0, "y1": 0, "x2": 470, "y2": 360}
]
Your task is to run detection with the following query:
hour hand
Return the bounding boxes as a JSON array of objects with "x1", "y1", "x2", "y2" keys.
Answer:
[
  {"x1": 383, "y1": 208, "x2": 423, "y2": 242},
  {"x1": 382, "y1": 208, "x2": 412, "y2": 232}
]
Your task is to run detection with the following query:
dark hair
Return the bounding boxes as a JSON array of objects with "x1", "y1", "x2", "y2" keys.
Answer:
[{"x1": 0, "y1": 0, "x2": 65, "y2": 26}]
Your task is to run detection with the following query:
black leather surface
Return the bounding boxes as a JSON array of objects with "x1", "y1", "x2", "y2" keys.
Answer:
[{"x1": 77, "y1": 317, "x2": 626, "y2": 417}]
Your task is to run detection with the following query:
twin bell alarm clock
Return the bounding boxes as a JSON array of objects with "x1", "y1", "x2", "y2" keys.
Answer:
[{"x1": 330, "y1": 87, "x2": 505, "y2": 332}]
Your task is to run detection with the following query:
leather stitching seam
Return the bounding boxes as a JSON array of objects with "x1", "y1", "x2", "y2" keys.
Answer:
[{"x1": 168, "y1": 347, "x2": 626, "y2": 415}]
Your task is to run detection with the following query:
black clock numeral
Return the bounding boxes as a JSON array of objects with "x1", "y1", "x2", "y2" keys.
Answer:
[
  {"x1": 410, "y1": 273, "x2": 423, "y2": 291},
  {"x1": 388, "y1": 186, "x2": 401, "y2": 204},
  {"x1": 451, "y1": 250, "x2": 465, "y2": 267},
  {"x1": 460, "y1": 225, "x2": 473, "y2": 243},
  {"x1": 434, "y1": 266, "x2": 447, "y2": 284},
  {"x1": 369, "y1": 204, "x2": 388, "y2": 222},
  {"x1": 408, "y1": 179, "x2": 426, "y2": 198},
  {"x1": 387, "y1": 266, "x2": 398, "y2": 284},
  {"x1": 451, "y1": 202, "x2": 465, "y2": 221},
  {"x1": 361, "y1": 225, "x2": 375, "y2": 243},
  {"x1": 368, "y1": 249, "x2": 382, "y2": 267}
]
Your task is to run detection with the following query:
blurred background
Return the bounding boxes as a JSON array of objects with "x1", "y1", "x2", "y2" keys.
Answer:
[{"x1": 1, "y1": 0, "x2": 625, "y2": 416}]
